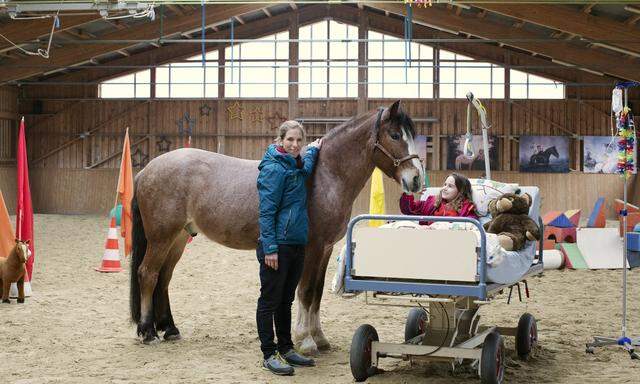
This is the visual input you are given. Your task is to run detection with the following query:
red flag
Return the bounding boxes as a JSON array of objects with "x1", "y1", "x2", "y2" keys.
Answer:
[
  {"x1": 116, "y1": 128, "x2": 134, "y2": 257},
  {"x1": 16, "y1": 117, "x2": 34, "y2": 281}
]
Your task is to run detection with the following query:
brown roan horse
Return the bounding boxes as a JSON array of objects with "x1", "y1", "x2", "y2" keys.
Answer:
[
  {"x1": 130, "y1": 100, "x2": 424, "y2": 354},
  {"x1": 0, "y1": 239, "x2": 29, "y2": 304}
]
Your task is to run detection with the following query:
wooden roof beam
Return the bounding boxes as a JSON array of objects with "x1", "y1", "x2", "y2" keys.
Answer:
[
  {"x1": 373, "y1": 3, "x2": 638, "y2": 81},
  {"x1": 581, "y1": 4, "x2": 596, "y2": 14},
  {"x1": 472, "y1": 3, "x2": 640, "y2": 54},
  {"x1": 0, "y1": 4, "x2": 266, "y2": 84},
  {"x1": 263, "y1": 8, "x2": 272, "y2": 17},
  {"x1": 626, "y1": 14, "x2": 640, "y2": 26}
]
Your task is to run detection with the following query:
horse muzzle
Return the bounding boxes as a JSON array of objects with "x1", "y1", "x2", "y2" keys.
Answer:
[{"x1": 401, "y1": 174, "x2": 422, "y2": 193}]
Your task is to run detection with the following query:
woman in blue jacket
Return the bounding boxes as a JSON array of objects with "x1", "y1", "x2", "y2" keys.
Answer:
[{"x1": 256, "y1": 120, "x2": 322, "y2": 375}]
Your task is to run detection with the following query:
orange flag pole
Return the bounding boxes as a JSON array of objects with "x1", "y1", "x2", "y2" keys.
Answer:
[{"x1": 116, "y1": 127, "x2": 134, "y2": 257}]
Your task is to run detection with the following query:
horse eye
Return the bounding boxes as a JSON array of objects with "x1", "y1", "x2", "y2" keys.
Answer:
[{"x1": 390, "y1": 133, "x2": 400, "y2": 140}]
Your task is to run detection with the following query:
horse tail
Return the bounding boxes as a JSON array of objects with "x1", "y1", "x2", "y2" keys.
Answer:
[{"x1": 130, "y1": 189, "x2": 147, "y2": 324}]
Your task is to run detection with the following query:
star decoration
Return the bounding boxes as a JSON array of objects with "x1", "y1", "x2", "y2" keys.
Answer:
[
  {"x1": 266, "y1": 111, "x2": 287, "y2": 127},
  {"x1": 131, "y1": 147, "x2": 149, "y2": 168},
  {"x1": 176, "y1": 112, "x2": 195, "y2": 136},
  {"x1": 199, "y1": 103, "x2": 212, "y2": 116},
  {"x1": 226, "y1": 101, "x2": 244, "y2": 121},
  {"x1": 249, "y1": 106, "x2": 265, "y2": 123},
  {"x1": 156, "y1": 136, "x2": 171, "y2": 153}
]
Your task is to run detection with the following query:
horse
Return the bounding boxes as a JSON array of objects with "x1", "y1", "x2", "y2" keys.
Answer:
[
  {"x1": 129, "y1": 100, "x2": 424, "y2": 355},
  {"x1": 529, "y1": 146, "x2": 559, "y2": 166},
  {"x1": 0, "y1": 239, "x2": 29, "y2": 304},
  {"x1": 454, "y1": 149, "x2": 484, "y2": 170}
]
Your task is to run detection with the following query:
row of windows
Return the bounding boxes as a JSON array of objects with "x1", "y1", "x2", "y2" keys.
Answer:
[{"x1": 99, "y1": 20, "x2": 564, "y2": 100}]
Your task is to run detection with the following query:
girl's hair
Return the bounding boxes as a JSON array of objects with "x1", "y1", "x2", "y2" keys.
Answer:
[
  {"x1": 435, "y1": 173, "x2": 474, "y2": 212},
  {"x1": 276, "y1": 120, "x2": 306, "y2": 143}
]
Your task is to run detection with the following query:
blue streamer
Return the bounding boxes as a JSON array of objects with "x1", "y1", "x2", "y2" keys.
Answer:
[{"x1": 616, "y1": 81, "x2": 640, "y2": 90}]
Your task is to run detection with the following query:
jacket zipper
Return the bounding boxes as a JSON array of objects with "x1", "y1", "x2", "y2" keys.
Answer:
[{"x1": 283, "y1": 208, "x2": 292, "y2": 237}]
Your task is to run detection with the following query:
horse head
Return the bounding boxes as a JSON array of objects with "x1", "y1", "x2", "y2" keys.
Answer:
[
  {"x1": 548, "y1": 146, "x2": 559, "y2": 158},
  {"x1": 14, "y1": 239, "x2": 30, "y2": 264},
  {"x1": 372, "y1": 100, "x2": 424, "y2": 193}
]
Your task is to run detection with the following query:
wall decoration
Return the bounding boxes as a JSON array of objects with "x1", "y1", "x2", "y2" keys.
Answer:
[
  {"x1": 249, "y1": 106, "x2": 265, "y2": 123},
  {"x1": 199, "y1": 103, "x2": 212, "y2": 116},
  {"x1": 519, "y1": 135, "x2": 570, "y2": 173},
  {"x1": 156, "y1": 136, "x2": 171, "y2": 154},
  {"x1": 266, "y1": 111, "x2": 287, "y2": 128},
  {"x1": 446, "y1": 134, "x2": 498, "y2": 171},
  {"x1": 131, "y1": 147, "x2": 149, "y2": 168},
  {"x1": 583, "y1": 136, "x2": 620, "y2": 174},
  {"x1": 226, "y1": 101, "x2": 244, "y2": 121}
]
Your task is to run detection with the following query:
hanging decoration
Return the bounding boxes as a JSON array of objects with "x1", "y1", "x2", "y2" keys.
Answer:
[
  {"x1": 226, "y1": 101, "x2": 244, "y2": 121},
  {"x1": 616, "y1": 107, "x2": 635, "y2": 179},
  {"x1": 249, "y1": 106, "x2": 265, "y2": 123}
]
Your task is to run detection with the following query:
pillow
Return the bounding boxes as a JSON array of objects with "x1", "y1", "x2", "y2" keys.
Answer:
[{"x1": 469, "y1": 178, "x2": 520, "y2": 217}]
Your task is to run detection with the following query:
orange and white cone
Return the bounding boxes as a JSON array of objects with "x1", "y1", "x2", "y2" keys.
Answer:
[{"x1": 95, "y1": 216, "x2": 123, "y2": 273}]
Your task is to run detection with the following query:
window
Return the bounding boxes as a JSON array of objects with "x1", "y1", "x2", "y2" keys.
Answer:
[
  {"x1": 99, "y1": 69, "x2": 150, "y2": 98},
  {"x1": 510, "y1": 69, "x2": 564, "y2": 99},
  {"x1": 299, "y1": 20, "x2": 358, "y2": 98},
  {"x1": 156, "y1": 50, "x2": 218, "y2": 98},
  {"x1": 225, "y1": 31, "x2": 288, "y2": 98},
  {"x1": 439, "y1": 50, "x2": 504, "y2": 99},
  {"x1": 367, "y1": 30, "x2": 433, "y2": 98}
]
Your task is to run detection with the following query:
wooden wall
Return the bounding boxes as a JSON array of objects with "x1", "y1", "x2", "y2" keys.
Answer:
[{"x1": 0, "y1": 85, "x2": 17, "y2": 213}]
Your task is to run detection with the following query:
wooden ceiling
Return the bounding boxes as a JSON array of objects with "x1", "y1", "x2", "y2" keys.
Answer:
[{"x1": 0, "y1": 2, "x2": 638, "y2": 85}]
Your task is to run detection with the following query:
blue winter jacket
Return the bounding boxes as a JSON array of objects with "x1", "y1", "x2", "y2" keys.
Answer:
[{"x1": 257, "y1": 144, "x2": 320, "y2": 255}]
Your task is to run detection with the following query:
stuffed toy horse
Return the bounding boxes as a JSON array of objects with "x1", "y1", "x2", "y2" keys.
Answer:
[{"x1": 0, "y1": 239, "x2": 29, "y2": 304}]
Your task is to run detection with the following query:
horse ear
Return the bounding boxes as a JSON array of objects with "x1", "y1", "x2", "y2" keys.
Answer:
[
  {"x1": 25, "y1": 239, "x2": 30, "y2": 245},
  {"x1": 15, "y1": 238, "x2": 19, "y2": 243},
  {"x1": 381, "y1": 100, "x2": 401, "y2": 121}
]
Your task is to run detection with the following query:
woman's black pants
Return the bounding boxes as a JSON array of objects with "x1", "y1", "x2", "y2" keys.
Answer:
[{"x1": 256, "y1": 242, "x2": 305, "y2": 360}]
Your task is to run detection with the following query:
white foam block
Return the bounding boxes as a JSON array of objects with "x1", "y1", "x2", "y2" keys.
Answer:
[{"x1": 577, "y1": 228, "x2": 624, "y2": 269}]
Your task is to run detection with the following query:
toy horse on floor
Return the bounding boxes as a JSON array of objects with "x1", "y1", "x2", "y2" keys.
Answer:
[{"x1": 0, "y1": 239, "x2": 29, "y2": 304}]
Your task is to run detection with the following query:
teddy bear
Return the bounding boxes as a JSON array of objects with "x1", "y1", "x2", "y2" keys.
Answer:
[{"x1": 483, "y1": 192, "x2": 540, "y2": 251}]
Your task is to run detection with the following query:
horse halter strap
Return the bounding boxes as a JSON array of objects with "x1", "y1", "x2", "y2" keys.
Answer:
[{"x1": 373, "y1": 107, "x2": 420, "y2": 167}]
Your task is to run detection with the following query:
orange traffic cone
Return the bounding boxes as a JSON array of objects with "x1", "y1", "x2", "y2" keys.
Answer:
[{"x1": 96, "y1": 216, "x2": 123, "y2": 272}]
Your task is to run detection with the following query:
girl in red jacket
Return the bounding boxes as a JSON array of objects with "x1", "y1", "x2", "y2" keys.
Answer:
[{"x1": 400, "y1": 173, "x2": 478, "y2": 224}]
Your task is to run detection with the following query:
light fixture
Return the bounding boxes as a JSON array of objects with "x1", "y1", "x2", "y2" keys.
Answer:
[
  {"x1": 551, "y1": 59, "x2": 573, "y2": 67},
  {"x1": 592, "y1": 42, "x2": 640, "y2": 58}
]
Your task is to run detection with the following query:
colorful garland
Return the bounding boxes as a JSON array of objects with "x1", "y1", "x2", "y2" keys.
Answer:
[{"x1": 617, "y1": 107, "x2": 636, "y2": 179}]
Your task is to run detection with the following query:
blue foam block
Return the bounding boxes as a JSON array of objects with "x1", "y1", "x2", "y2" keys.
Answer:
[
  {"x1": 634, "y1": 223, "x2": 640, "y2": 232},
  {"x1": 626, "y1": 232, "x2": 640, "y2": 252},
  {"x1": 587, "y1": 197, "x2": 605, "y2": 228},
  {"x1": 626, "y1": 250, "x2": 640, "y2": 269},
  {"x1": 547, "y1": 213, "x2": 574, "y2": 228}
]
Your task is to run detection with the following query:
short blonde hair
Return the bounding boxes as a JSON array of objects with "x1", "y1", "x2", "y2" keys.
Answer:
[{"x1": 276, "y1": 120, "x2": 306, "y2": 143}]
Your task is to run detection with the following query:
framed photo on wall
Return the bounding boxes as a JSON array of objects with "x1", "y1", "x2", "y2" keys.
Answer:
[
  {"x1": 446, "y1": 134, "x2": 498, "y2": 171},
  {"x1": 415, "y1": 135, "x2": 428, "y2": 165},
  {"x1": 519, "y1": 135, "x2": 570, "y2": 173},
  {"x1": 583, "y1": 135, "x2": 631, "y2": 174}
]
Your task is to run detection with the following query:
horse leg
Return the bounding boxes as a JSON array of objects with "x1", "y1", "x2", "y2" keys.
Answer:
[
  {"x1": 294, "y1": 242, "x2": 332, "y2": 355},
  {"x1": 16, "y1": 277, "x2": 24, "y2": 303},
  {"x1": 154, "y1": 231, "x2": 189, "y2": 341},
  {"x1": 2, "y1": 278, "x2": 10, "y2": 303},
  {"x1": 138, "y1": 237, "x2": 177, "y2": 344}
]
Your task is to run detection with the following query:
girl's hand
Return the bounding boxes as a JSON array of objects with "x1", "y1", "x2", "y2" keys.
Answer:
[
  {"x1": 265, "y1": 253, "x2": 278, "y2": 270},
  {"x1": 308, "y1": 138, "x2": 323, "y2": 149}
]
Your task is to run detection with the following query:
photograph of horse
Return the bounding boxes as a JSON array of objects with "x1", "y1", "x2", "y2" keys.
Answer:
[
  {"x1": 583, "y1": 136, "x2": 627, "y2": 174},
  {"x1": 129, "y1": 100, "x2": 424, "y2": 354},
  {"x1": 519, "y1": 135, "x2": 570, "y2": 173},
  {"x1": 446, "y1": 134, "x2": 498, "y2": 171},
  {"x1": 0, "y1": 239, "x2": 29, "y2": 304}
]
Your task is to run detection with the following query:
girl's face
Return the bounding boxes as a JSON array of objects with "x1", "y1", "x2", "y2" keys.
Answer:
[
  {"x1": 282, "y1": 128, "x2": 303, "y2": 157},
  {"x1": 441, "y1": 176, "x2": 459, "y2": 201}
]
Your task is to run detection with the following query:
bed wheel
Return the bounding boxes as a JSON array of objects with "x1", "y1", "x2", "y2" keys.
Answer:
[
  {"x1": 480, "y1": 331, "x2": 505, "y2": 384},
  {"x1": 516, "y1": 313, "x2": 538, "y2": 361},
  {"x1": 404, "y1": 308, "x2": 428, "y2": 342},
  {"x1": 350, "y1": 324, "x2": 379, "y2": 382}
]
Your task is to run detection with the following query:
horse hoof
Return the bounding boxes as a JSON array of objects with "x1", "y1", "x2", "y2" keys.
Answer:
[
  {"x1": 163, "y1": 328, "x2": 182, "y2": 341},
  {"x1": 142, "y1": 336, "x2": 161, "y2": 345},
  {"x1": 314, "y1": 336, "x2": 331, "y2": 351},
  {"x1": 17, "y1": 298, "x2": 25, "y2": 304},
  {"x1": 298, "y1": 335, "x2": 319, "y2": 356},
  {"x1": 2, "y1": 299, "x2": 10, "y2": 304}
]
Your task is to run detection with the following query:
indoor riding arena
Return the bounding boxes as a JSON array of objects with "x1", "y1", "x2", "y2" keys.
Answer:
[{"x1": 1, "y1": 1, "x2": 640, "y2": 383}]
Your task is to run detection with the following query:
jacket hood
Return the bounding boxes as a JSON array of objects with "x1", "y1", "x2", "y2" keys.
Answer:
[{"x1": 258, "y1": 144, "x2": 296, "y2": 171}]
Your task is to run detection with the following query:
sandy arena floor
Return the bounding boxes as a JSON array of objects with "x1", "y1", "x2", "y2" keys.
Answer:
[{"x1": 1, "y1": 214, "x2": 639, "y2": 383}]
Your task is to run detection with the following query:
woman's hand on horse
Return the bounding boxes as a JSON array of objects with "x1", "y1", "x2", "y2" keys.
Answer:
[
  {"x1": 309, "y1": 138, "x2": 323, "y2": 149},
  {"x1": 265, "y1": 253, "x2": 278, "y2": 270}
]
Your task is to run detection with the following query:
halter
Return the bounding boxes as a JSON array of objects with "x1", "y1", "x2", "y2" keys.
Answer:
[{"x1": 373, "y1": 107, "x2": 420, "y2": 167}]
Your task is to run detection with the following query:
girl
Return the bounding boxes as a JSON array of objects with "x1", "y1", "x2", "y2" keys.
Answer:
[
  {"x1": 400, "y1": 173, "x2": 478, "y2": 224},
  {"x1": 256, "y1": 120, "x2": 322, "y2": 376}
]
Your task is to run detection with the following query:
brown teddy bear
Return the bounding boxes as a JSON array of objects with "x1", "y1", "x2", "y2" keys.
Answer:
[{"x1": 483, "y1": 193, "x2": 540, "y2": 251}]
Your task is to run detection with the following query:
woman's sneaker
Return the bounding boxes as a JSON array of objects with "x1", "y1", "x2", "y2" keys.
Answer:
[
  {"x1": 282, "y1": 349, "x2": 316, "y2": 367},
  {"x1": 262, "y1": 353, "x2": 294, "y2": 375}
]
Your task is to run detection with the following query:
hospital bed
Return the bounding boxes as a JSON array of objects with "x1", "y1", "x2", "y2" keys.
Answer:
[{"x1": 343, "y1": 186, "x2": 544, "y2": 384}]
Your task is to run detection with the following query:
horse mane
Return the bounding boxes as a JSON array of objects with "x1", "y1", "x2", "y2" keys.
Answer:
[{"x1": 321, "y1": 107, "x2": 416, "y2": 143}]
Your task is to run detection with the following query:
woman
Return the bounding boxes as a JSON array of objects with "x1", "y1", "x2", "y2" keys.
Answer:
[
  {"x1": 256, "y1": 120, "x2": 322, "y2": 376},
  {"x1": 400, "y1": 173, "x2": 478, "y2": 224}
]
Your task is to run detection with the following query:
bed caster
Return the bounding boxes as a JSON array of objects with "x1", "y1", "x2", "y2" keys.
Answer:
[
  {"x1": 480, "y1": 331, "x2": 505, "y2": 384},
  {"x1": 350, "y1": 324, "x2": 379, "y2": 382},
  {"x1": 404, "y1": 308, "x2": 428, "y2": 343},
  {"x1": 516, "y1": 313, "x2": 537, "y2": 361}
]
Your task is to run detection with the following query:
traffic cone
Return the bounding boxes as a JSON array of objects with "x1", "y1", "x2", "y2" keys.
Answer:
[{"x1": 95, "y1": 216, "x2": 123, "y2": 273}]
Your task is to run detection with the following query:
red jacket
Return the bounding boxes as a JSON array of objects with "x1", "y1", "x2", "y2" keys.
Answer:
[{"x1": 399, "y1": 193, "x2": 478, "y2": 225}]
